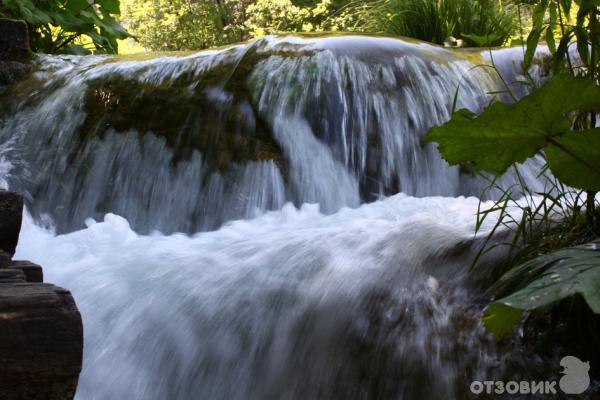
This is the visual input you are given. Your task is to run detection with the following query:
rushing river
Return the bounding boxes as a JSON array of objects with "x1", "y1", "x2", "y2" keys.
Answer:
[{"x1": 1, "y1": 35, "x2": 555, "y2": 399}]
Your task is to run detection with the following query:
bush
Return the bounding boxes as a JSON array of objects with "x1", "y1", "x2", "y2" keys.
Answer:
[
  {"x1": 425, "y1": 0, "x2": 600, "y2": 338},
  {"x1": 0, "y1": 0, "x2": 130, "y2": 54},
  {"x1": 121, "y1": 0, "x2": 239, "y2": 52},
  {"x1": 331, "y1": 0, "x2": 517, "y2": 47}
]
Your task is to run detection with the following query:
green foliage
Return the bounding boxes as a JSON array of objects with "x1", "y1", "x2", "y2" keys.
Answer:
[
  {"x1": 327, "y1": 0, "x2": 517, "y2": 46},
  {"x1": 425, "y1": 74, "x2": 600, "y2": 191},
  {"x1": 547, "y1": 129, "x2": 600, "y2": 191},
  {"x1": 0, "y1": 0, "x2": 130, "y2": 54},
  {"x1": 484, "y1": 240, "x2": 600, "y2": 338},
  {"x1": 245, "y1": 0, "x2": 311, "y2": 36},
  {"x1": 121, "y1": 0, "x2": 240, "y2": 51},
  {"x1": 120, "y1": 0, "x2": 348, "y2": 51},
  {"x1": 120, "y1": 0, "x2": 517, "y2": 51},
  {"x1": 482, "y1": 303, "x2": 523, "y2": 339},
  {"x1": 424, "y1": 0, "x2": 600, "y2": 339}
]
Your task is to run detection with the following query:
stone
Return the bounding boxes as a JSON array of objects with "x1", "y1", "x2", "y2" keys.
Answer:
[
  {"x1": 0, "y1": 19, "x2": 31, "y2": 61},
  {"x1": 8, "y1": 260, "x2": 44, "y2": 283},
  {"x1": 0, "y1": 190, "x2": 23, "y2": 256},
  {"x1": 0, "y1": 283, "x2": 83, "y2": 400},
  {"x1": 0, "y1": 249, "x2": 11, "y2": 268},
  {"x1": 0, "y1": 268, "x2": 26, "y2": 283},
  {"x1": 0, "y1": 60, "x2": 31, "y2": 85},
  {"x1": 0, "y1": 19, "x2": 31, "y2": 87}
]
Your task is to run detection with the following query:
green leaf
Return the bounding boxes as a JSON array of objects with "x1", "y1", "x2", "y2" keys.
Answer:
[
  {"x1": 46, "y1": 10, "x2": 92, "y2": 32},
  {"x1": 16, "y1": 0, "x2": 51, "y2": 24},
  {"x1": 461, "y1": 33, "x2": 503, "y2": 47},
  {"x1": 575, "y1": 26, "x2": 590, "y2": 66},
  {"x1": 545, "y1": 3, "x2": 557, "y2": 53},
  {"x1": 559, "y1": 0, "x2": 572, "y2": 15},
  {"x1": 491, "y1": 241, "x2": 600, "y2": 313},
  {"x1": 484, "y1": 241, "x2": 600, "y2": 338},
  {"x1": 553, "y1": 27, "x2": 575, "y2": 73},
  {"x1": 99, "y1": 0, "x2": 121, "y2": 15},
  {"x1": 545, "y1": 26, "x2": 556, "y2": 54},
  {"x1": 525, "y1": 27, "x2": 543, "y2": 70},
  {"x1": 524, "y1": 0, "x2": 549, "y2": 70},
  {"x1": 546, "y1": 129, "x2": 600, "y2": 191},
  {"x1": 424, "y1": 74, "x2": 600, "y2": 174},
  {"x1": 81, "y1": 9, "x2": 129, "y2": 40},
  {"x1": 532, "y1": 0, "x2": 549, "y2": 28},
  {"x1": 65, "y1": 0, "x2": 90, "y2": 14},
  {"x1": 426, "y1": 106, "x2": 547, "y2": 173},
  {"x1": 483, "y1": 303, "x2": 524, "y2": 339},
  {"x1": 576, "y1": 0, "x2": 600, "y2": 21},
  {"x1": 2, "y1": 0, "x2": 129, "y2": 54},
  {"x1": 549, "y1": 2, "x2": 558, "y2": 27}
]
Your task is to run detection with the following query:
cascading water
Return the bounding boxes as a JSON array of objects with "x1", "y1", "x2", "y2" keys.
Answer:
[
  {"x1": 1, "y1": 35, "x2": 558, "y2": 399},
  {"x1": 1, "y1": 35, "x2": 545, "y2": 234}
]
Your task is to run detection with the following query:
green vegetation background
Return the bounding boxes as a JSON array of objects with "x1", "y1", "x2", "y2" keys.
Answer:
[{"x1": 1, "y1": 0, "x2": 520, "y2": 54}]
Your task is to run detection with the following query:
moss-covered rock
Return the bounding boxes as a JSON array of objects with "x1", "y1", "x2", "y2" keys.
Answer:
[{"x1": 79, "y1": 59, "x2": 284, "y2": 174}]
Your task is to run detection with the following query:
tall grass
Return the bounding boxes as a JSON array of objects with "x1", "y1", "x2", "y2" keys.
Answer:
[
  {"x1": 336, "y1": 0, "x2": 517, "y2": 46},
  {"x1": 471, "y1": 170, "x2": 599, "y2": 278}
]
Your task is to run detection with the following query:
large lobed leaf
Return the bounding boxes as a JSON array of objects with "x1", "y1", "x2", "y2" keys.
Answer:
[
  {"x1": 483, "y1": 241, "x2": 600, "y2": 338},
  {"x1": 425, "y1": 74, "x2": 600, "y2": 175},
  {"x1": 546, "y1": 128, "x2": 600, "y2": 191}
]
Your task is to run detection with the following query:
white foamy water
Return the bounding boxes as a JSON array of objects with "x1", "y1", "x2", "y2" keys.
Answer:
[{"x1": 15, "y1": 194, "x2": 507, "y2": 399}]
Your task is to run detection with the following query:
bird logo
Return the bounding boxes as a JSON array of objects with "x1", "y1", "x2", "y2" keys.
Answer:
[{"x1": 559, "y1": 356, "x2": 590, "y2": 394}]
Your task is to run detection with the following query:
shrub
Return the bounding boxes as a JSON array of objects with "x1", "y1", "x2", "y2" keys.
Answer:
[
  {"x1": 0, "y1": 0, "x2": 130, "y2": 54},
  {"x1": 330, "y1": 0, "x2": 517, "y2": 46},
  {"x1": 425, "y1": 0, "x2": 600, "y2": 337}
]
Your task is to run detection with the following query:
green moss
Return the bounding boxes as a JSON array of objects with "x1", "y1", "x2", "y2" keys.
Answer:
[{"x1": 80, "y1": 59, "x2": 284, "y2": 173}]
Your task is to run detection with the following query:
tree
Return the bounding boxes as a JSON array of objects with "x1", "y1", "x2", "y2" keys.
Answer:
[
  {"x1": 0, "y1": 0, "x2": 131, "y2": 54},
  {"x1": 121, "y1": 0, "x2": 247, "y2": 51}
]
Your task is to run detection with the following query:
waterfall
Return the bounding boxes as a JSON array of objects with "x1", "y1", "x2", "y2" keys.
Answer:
[
  {"x1": 1, "y1": 35, "x2": 544, "y2": 234},
  {"x1": 3, "y1": 35, "x2": 553, "y2": 399}
]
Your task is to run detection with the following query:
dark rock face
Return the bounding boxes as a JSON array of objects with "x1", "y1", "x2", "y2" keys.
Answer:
[
  {"x1": 8, "y1": 260, "x2": 44, "y2": 283},
  {"x1": 0, "y1": 190, "x2": 23, "y2": 256},
  {"x1": 0, "y1": 249, "x2": 11, "y2": 268},
  {"x1": 0, "y1": 19, "x2": 31, "y2": 87},
  {"x1": 0, "y1": 283, "x2": 83, "y2": 400},
  {"x1": 0, "y1": 19, "x2": 30, "y2": 60},
  {"x1": 0, "y1": 190, "x2": 83, "y2": 399},
  {"x1": 0, "y1": 60, "x2": 30, "y2": 85}
]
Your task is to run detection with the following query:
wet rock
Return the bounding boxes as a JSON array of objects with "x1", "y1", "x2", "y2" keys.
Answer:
[
  {"x1": 0, "y1": 19, "x2": 31, "y2": 87},
  {"x1": 0, "y1": 268, "x2": 26, "y2": 283},
  {"x1": 9, "y1": 260, "x2": 44, "y2": 283},
  {"x1": 0, "y1": 187, "x2": 83, "y2": 399},
  {"x1": 0, "y1": 19, "x2": 30, "y2": 60},
  {"x1": 0, "y1": 190, "x2": 23, "y2": 256},
  {"x1": 0, "y1": 60, "x2": 31, "y2": 85},
  {"x1": 82, "y1": 75, "x2": 284, "y2": 172},
  {"x1": 0, "y1": 249, "x2": 11, "y2": 268},
  {"x1": 0, "y1": 283, "x2": 83, "y2": 400}
]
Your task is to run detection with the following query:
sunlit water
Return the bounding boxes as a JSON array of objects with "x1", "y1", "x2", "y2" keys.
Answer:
[{"x1": 1, "y1": 35, "x2": 554, "y2": 399}]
